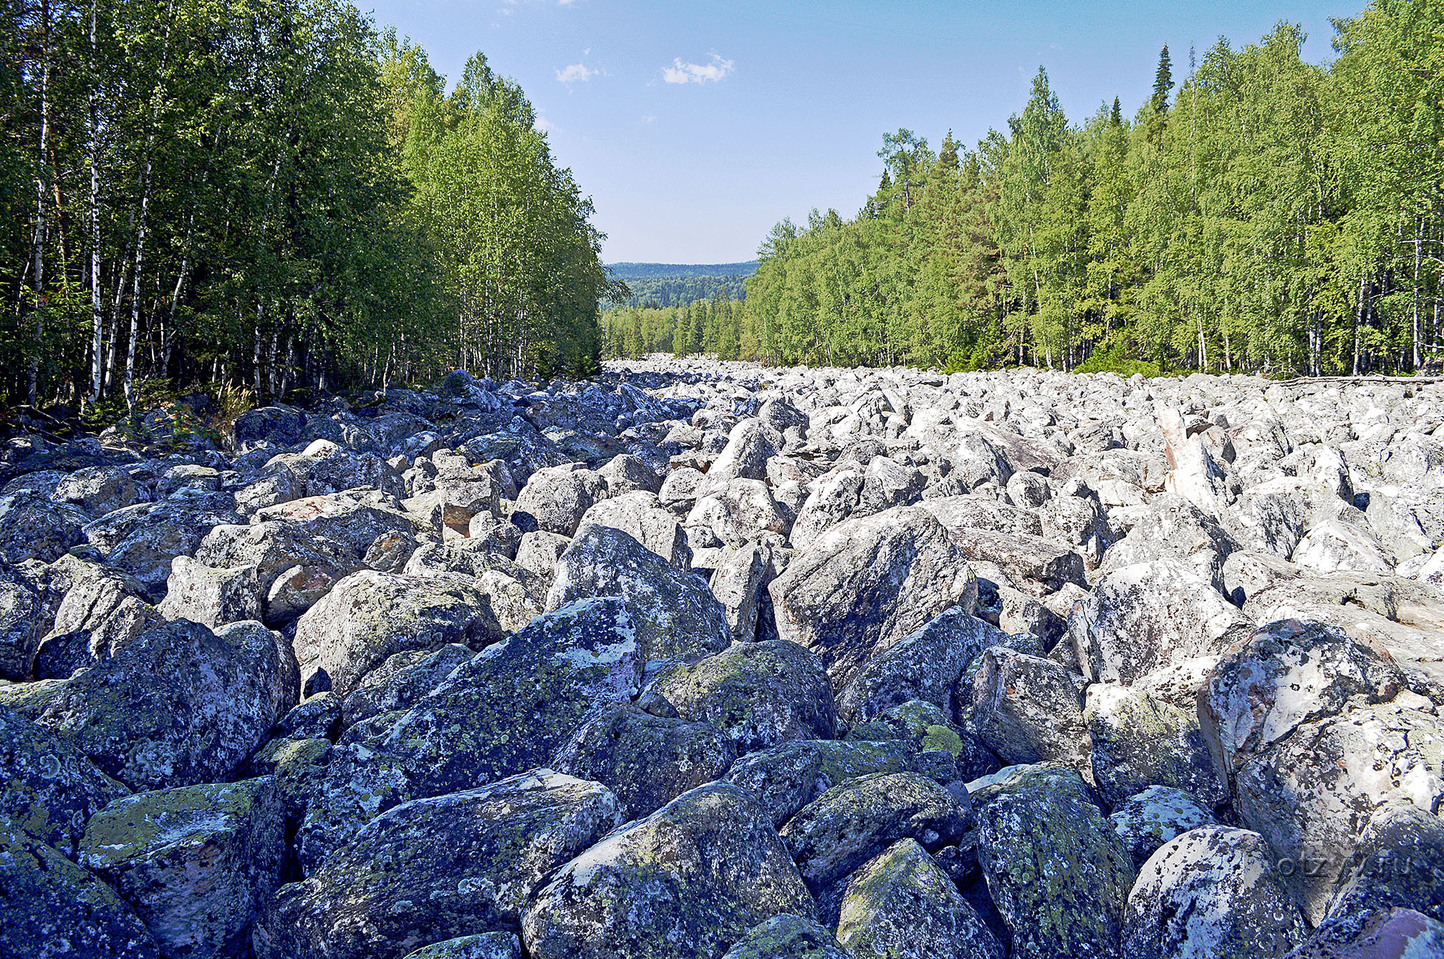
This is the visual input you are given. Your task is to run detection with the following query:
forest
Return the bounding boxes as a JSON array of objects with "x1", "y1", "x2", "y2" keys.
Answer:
[
  {"x1": 1, "y1": 0, "x2": 615, "y2": 412},
  {"x1": 607, "y1": 0, "x2": 1444, "y2": 377},
  {"x1": 603, "y1": 262, "x2": 756, "y2": 308}
]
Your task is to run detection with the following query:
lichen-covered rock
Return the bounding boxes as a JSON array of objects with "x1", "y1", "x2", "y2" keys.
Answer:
[
  {"x1": 0, "y1": 818, "x2": 161, "y2": 959},
  {"x1": 522, "y1": 782, "x2": 815, "y2": 959},
  {"x1": 1039, "y1": 480, "x2": 1116, "y2": 569},
  {"x1": 1327, "y1": 803, "x2": 1444, "y2": 927},
  {"x1": 1201, "y1": 619, "x2": 1405, "y2": 772},
  {"x1": 4, "y1": 618, "x2": 297, "y2": 790},
  {"x1": 513, "y1": 529, "x2": 572, "y2": 589},
  {"x1": 721, "y1": 914, "x2": 849, "y2": 959},
  {"x1": 942, "y1": 527, "x2": 1088, "y2": 597},
  {"x1": 650, "y1": 640, "x2": 837, "y2": 752},
  {"x1": 82, "y1": 496, "x2": 244, "y2": 598},
  {"x1": 545, "y1": 523, "x2": 732, "y2": 662},
  {"x1": 0, "y1": 564, "x2": 43, "y2": 679},
  {"x1": 836, "y1": 607, "x2": 1010, "y2": 727},
  {"x1": 658, "y1": 465, "x2": 707, "y2": 516},
  {"x1": 836, "y1": 839, "x2": 1004, "y2": 959},
  {"x1": 0, "y1": 706, "x2": 128, "y2": 856},
  {"x1": 724, "y1": 739, "x2": 907, "y2": 828},
  {"x1": 400, "y1": 933, "x2": 521, "y2": 959},
  {"x1": 710, "y1": 541, "x2": 779, "y2": 643},
  {"x1": 292, "y1": 570, "x2": 504, "y2": 699},
  {"x1": 512, "y1": 465, "x2": 605, "y2": 536},
  {"x1": 1085, "y1": 683, "x2": 1228, "y2": 808},
  {"x1": 552, "y1": 704, "x2": 737, "y2": 820},
  {"x1": 0, "y1": 491, "x2": 90, "y2": 563},
  {"x1": 351, "y1": 597, "x2": 643, "y2": 797},
  {"x1": 257, "y1": 771, "x2": 623, "y2": 959},
  {"x1": 338, "y1": 643, "x2": 474, "y2": 730},
  {"x1": 1229, "y1": 698, "x2": 1444, "y2": 925},
  {"x1": 253, "y1": 490, "x2": 420, "y2": 566},
  {"x1": 1065, "y1": 560, "x2": 1255, "y2": 685},
  {"x1": 963, "y1": 646, "x2": 1089, "y2": 770},
  {"x1": 975, "y1": 764, "x2": 1135, "y2": 959},
  {"x1": 780, "y1": 771, "x2": 971, "y2": 893},
  {"x1": 688, "y1": 479, "x2": 793, "y2": 547},
  {"x1": 578, "y1": 491, "x2": 690, "y2": 565},
  {"x1": 285, "y1": 741, "x2": 417, "y2": 877},
  {"x1": 80, "y1": 777, "x2": 285, "y2": 959},
  {"x1": 769, "y1": 506, "x2": 977, "y2": 688},
  {"x1": 1109, "y1": 786, "x2": 1217, "y2": 866},
  {"x1": 1123, "y1": 826, "x2": 1306, "y2": 959},
  {"x1": 1283, "y1": 907, "x2": 1444, "y2": 959},
  {"x1": 55, "y1": 465, "x2": 147, "y2": 517},
  {"x1": 156, "y1": 555, "x2": 264, "y2": 628}
]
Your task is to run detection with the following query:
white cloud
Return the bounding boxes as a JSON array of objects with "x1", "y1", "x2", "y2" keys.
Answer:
[
  {"x1": 557, "y1": 62, "x2": 599, "y2": 84},
  {"x1": 535, "y1": 116, "x2": 556, "y2": 133},
  {"x1": 663, "y1": 53, "x2": 734, "y2": 85}
]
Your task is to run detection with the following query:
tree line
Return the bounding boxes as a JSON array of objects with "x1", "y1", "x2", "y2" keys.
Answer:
[
  {"x1": 1, "y1": 0, "x2": 613, "y2": 412},
  {"x1": 730, "y1": 0, "x2": 1444, "y2": 376},
  {"x1": 601, "y1": 292, "x2": 753, "y2": 361}
]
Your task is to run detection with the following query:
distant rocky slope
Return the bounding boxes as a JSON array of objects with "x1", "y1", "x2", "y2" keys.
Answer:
[{"x1": 2, "y1": 357, "x2": 1443, "y2": 959}]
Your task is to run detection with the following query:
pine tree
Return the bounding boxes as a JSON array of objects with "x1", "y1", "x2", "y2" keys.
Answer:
[{"x1": 1152, "y1": 44, "x2": 1174, "y2": 115}]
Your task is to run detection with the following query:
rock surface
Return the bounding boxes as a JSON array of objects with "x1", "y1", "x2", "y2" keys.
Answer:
[{"x1": 7, "y1": 358, "x2": 1444, "y2": 957}]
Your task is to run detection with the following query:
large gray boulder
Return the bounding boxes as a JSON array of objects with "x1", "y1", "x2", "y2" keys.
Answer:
[
  {"x1": 1327, "y1": 803, "x2": 1444, "y2": 926},
  {"x1": 0, "y1": 565, "x2": 44, "y2": 680},
  {"x1": 649, "y1": 640, "x2": 837, "y2": 752},
  {"x1": 577, "y1": 491, "x2": 689, "y2": 565},
  {"x1": 975, "y1": 764, "x2": 1135, "y2": 959},
  {"x1": 0, "y1": 819, "x2": 161, "y2": 959},
  {"x1": 512, "y1": 465, "x2": 605, "y2": 536},
  {"x1": 80, "y1": 777, "x2": 286, "y2": 959},
  {"x1": 836, "y1": 839, "x2": 1004, "y2": 959},
  {"x1": 963, "y1": 646, "x2": 1089, "y2": 770},
  {"x1": 82, "y1": 496, "x2": 244, "y2": 598},
  {"x1": 552, "y1": 704, "x2": 737, "y2": 820},
  {"x1": 1065, "y1": 560, "x2": 1255, "y2": 685},
  {"x1": 257, "y1": 771, "x2": 623, "y2": 959},
  {"x1": 1, "y1": 618, "x2": 297, "y2": 790},
  {"x1": 293, "y1": 569, "x2": 504, "y2": 699},
  {"x1": 780, "y1": 771, "x2": 971, "y2": 893},
  {"x1": 1109, "y1": 785, "x2": 1217, "y2": 866},
  {"x1": 1199, "y1": 620, "x2": 1435, "y2": 923},
  {"x1": 769, "y1": 506, "x2": 977, "y2": 688},
  {"x1": 721, "y1": 915, "x2": 849, "y2": 959},
  {"x1": 349, "y1": 597, "x2": 643, "y2": 798},
  {"x1": 545, "y1": 523, "x2": 732, "y2": 662},
  {"x1": 725, "y1": 738, "x2": 920, "y2": 828},
  {"x1": 0, "y1": 706, "x2": 128, "y2": 856},
  {"x1": 522, "y1": 782, "x2": 815, "y2": 959},
  {"x1": 836, "y1": 607, "x2": 1010, "y2": 727},
  {"x1": 1123, "y1": 826, "x2": 1305, "y2": 959},
  {"x1": 1085, "y1": 683, "x2": 1228, "y2": 808}
]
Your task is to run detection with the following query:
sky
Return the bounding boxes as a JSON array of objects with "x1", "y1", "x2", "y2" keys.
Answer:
[{"x1": 362, "y1": 0, "x2": 1365, "y2": 265}]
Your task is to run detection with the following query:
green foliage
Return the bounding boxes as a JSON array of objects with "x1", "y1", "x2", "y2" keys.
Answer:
[
  {"x1": 741, "y1": 0, "x2": 1444, "y2": 377},
  {"x1": 602, "y1": 263, "x2": 755, "y2": 308},
  {"x1": 2, "y1": 0, "x2": 609, "y2": 410}
]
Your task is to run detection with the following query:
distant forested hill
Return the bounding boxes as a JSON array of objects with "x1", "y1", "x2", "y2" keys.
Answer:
[{"x1": 604, "y1": 262, "x2": 758, "y2": 307}]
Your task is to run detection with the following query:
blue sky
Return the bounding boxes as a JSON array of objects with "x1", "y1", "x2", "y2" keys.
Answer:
[{"x1": 362, "y1": 0, "x2": 1363, "y2": 265}]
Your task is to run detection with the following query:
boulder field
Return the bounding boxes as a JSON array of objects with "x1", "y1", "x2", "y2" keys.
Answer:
[{"x1": 3, "y1": 357, "x2": 1444, "y2": 959}]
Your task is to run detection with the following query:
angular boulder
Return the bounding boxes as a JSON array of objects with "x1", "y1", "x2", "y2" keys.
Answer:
[
  {"x1": 769, "y1": 506, "x2": 977, "y2": 688},
  {"x1": 522, "y1": 783, "x2": 815, "y2": 959},
  {"x1": 650, "y1": 640, "x2": 837, "y2": 752},
  {"x1": 80, "y1": 778, "x2": 286, "y2": 959},
  {"x1": 836, "y1": 839, "x2": 1004, "y2": 959},
  {"x1": 257, "y1": 771, "x2": 623, "y2": 959},
  {"x1": 545, "y1": 524, "x2": 732, "y2": 662},
  {"x1": 1123, "y1": 826, "x2": 1305, "y2": 959}
]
